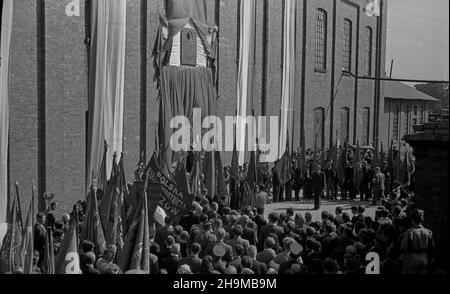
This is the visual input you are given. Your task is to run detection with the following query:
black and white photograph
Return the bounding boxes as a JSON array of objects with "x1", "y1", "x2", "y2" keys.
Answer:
[{"x1": 0, "y1": 0, "x2": 448, "y2": 283}]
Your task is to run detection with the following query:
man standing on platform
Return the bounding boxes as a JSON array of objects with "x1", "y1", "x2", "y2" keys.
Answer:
[
  {"x1": 312, "y1": 166, "x2": 326, "y2": 210},
  {"x1": 272, "y1": 168, "x2": 280, "y2": 203},
  {"x1": 372, "y1": 167, "x2": 385, "y2": 205},
  {"x1": 252, "y1": 185, "x2": 268, "y2": 215}
]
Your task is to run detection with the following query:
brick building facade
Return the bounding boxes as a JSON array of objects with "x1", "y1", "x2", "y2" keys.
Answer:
[{"x1": 2, "y1": 0, "x2": 389, "y2": 214}]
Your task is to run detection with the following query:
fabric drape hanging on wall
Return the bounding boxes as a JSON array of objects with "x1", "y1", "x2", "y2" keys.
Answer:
[
  {"x1": 87, "y1": 0, "x2": 126, "y2": 192},
  {"x1": 0, "y1": 0, "x2": 14, "y2": 246},
  {"x1": 236, "y1": 0, "x2": 256, "y2": 165},
  {"x1": 279, "y1": 0, "x2": 296, "y2": 159}
]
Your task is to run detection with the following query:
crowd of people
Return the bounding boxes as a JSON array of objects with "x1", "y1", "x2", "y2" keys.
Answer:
[
  {"x1": 27, "y1": 183, "x2": 435, "y2": 275},
  {"x1": 4, "y1": 142, "x2": 436, "y2": 275}
]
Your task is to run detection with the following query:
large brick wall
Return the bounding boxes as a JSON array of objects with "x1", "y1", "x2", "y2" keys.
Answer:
[
  {"x1": 7, "y1": 0, "x2": 388, "y2": 217},
  {"x1": 404, "y1": 122, "x2": 449, "y2": 272}
]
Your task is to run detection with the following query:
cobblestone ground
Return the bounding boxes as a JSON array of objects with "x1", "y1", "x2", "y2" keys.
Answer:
[{"x1": 264, "y1": 191, "x2": 377, "y2": 222}]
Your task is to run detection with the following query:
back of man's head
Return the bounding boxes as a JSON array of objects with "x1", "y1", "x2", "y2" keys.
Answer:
[
  {"x1": 247, "y1": 245, "x2": 257, "y2": 259},
  {"x1": 216, "y1": 228, "x2": 226, "y2": 240},
  {"x1": 268, "y1": 213, "x2": 279, "y2": 223},
  {"x1": 190, "y1": 243, "x2": 201, "y2": 255}
]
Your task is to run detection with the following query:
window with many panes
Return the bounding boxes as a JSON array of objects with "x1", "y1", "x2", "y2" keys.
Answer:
[
  {"x1": 342, "y1": 19, "x2": 352, "y2": 72},
  {"x1": 362, "y1": 107, "x2": 370, "y2": 145},
  {"x1": 340, "y1": 107, "x2": 350, "y2": 143},
  {"x1": 314, "y1": 107, "x2": 325, "y2": 149},
  {"x1": 364, "y1": 27, "x2": 373, "y2": 76},
  {"x1": 315, "y1": 9, "x2": 327, "y2": 71}
]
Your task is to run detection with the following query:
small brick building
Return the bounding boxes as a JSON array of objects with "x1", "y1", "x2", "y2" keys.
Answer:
[{"x1": 404, "y1": 122, "x2": 449, "y2": 273}]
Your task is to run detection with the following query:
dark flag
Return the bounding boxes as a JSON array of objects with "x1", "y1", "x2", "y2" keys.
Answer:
[
  {"x1": 337, "y1": 142, "x2": 347, "y2": 184},
  {"x1": 215, "y1": 151, "x2": 227, "y2": 201},
  {"x1": 173, "y1": 152, "x2": 189, "y2": 193},
  {"x1": 0, "y1": 196, "x2": 22, "y2": 274},
  {"x1": 246, "y1": 149, "x2": 258, "y2": 193},
  {"x1": 311, "y1": 144, "x2": 319, "y2": 174},
  {"x1": 189, "y1": 152, "x2": 202, "y2": 198},
  {"x1": 147, "y1": 154, "x2": 195, "y2": 224},
  {"x1": 97, "y1": 141, "x2": 108, "y2": 193},
  {"x1": 275, "y1": 139, "x2": 292, "y2": 185},
  {"x1": 42, "y1": 228, "x2": 55, "y2": 274},
  {"x1": 118, "y1": 185, "x2": 150, "y2": 273},
  {"x1": 353, "y1": 141, "x2": 363, "y2": 188},
  {"x1": 21, "y1": 183, "x2": 35, "y2": 274},
  {"x1": 202, "y1": 151, "x2": 216, "y2": 200},
  {"x1": 104, "y1": 154, "x2": 127, "y2": 254},
  {"x1": 230, "y1": 136, "x2": 239, "y2": 181},
  {"x1": 80, "y1": 185, "x2": 106, "y2": 257},
  {"x1": 55, "y1": 221, "x2": 81, "y2": 274}
]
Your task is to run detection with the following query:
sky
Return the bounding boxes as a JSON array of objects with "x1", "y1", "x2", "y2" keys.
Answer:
[{"x1": 386, "y1": 0, "x2": 449, "y2": 83}]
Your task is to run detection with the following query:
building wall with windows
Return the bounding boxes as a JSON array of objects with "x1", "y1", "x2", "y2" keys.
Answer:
[{"x1": 4, "y1": 0, "x2": 388, "y2": 213}]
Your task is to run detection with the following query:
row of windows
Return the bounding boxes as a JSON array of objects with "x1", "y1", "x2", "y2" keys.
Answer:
[
  {"x1": 313, "y1": 107, "x2": 371, "y2": 148},
  {"x1": 315, "y1": 9, "x2": 374, "y2": 75},
  {"x1": 392, "y1": 105, "x2": 425, "y2": 141}
]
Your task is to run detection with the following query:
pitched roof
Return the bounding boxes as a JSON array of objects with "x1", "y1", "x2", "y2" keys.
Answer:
[{"x1": 384, "y1": 81, "x2": 439, "y2": 102}]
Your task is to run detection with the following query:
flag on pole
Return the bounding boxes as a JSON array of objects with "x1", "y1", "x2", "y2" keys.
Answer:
[
  {"x1": 81, "y1": 185, "x2": 106, "y2": 257},
  {"x1": 274, "y1": 139, "x2": 292, "y2": 185},
  {"x1": 104, "y1": 153, "x2": 127, "y2": 253},
  {"x1": 118, "y1": 184, "x2": 150, "y2": 273},
  {"x1": 0, "y1": 196, "x2": 22, "y2": 274},
  {"x1": 215, "y1": 151, "x2": 227, "y2": 201},
  {"x1": 173, "y1": 152, "x2": 189, "y2": 193},
  {"x1": 21, "y1": 183, "x2": 35, "y2": 274},
  {"x1": 202, "y1": 151, "x2": 216, "y2": 200},
  {"x1": 353, "y1": 141, "x2": 363, "y2": 189},
  {"x1": 230, "y1": 136, "x2": 239, "y2": 181},
  {"x1": 55, "y1": 221, "x2": 81, "y2": 274},
  {"x1": 246, "y1": 149, "x2": 258, "y2": 193},
  {"x1": 43, "y1": 229, "x2": 55, "y2": 274},
  {"x1": 97, "y1": 141, "x2": 108, "y2": 193},
  {"x1": 337, "y1": 142, "x2": 347, "y2": 184}
]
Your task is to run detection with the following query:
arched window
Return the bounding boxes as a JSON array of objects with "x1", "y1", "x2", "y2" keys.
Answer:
[
  {"x1": 314, "y1": 107, "x2": 325, "y2": 149},
  {"x1": 342, "y1": 19, "x2": 352, "y2": 72},
  {"x1": 364, "y1": 27, "x2": 373, "y2": 76},
  {"x1": 362, "y1": 107, "x2": 370, "y2": 145},
  {"x1": 340, "y1": 107, "x2": 350, "y2": 143},
  {"x1": 315, "y1": 9, "x2": 327, "y2": 71},
  {"x1": 393, "y1": 105, "x2": 400, "y2": 141}
]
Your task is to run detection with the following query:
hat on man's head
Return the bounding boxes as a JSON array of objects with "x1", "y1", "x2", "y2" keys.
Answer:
[
  {"x1": 213, "y1": 245, "x2": 226, "y2": 258},
  {"x1": 290, "y1": 242, "x2": 303, "y2": 257}
]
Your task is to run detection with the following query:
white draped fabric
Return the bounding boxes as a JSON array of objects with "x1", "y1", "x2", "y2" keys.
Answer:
[
  {"x1": 279, "y1": 0, "x2": 296, "y2": 159},
  {"x1": 236, "y1": 0, "x2": 256, "y2": 165},
  {"x1": 0, "y1": 0, "x2": 13, "y2": 246},
  {"x1": 87, "y1": 0, "x2": 126, "y2": 192}
]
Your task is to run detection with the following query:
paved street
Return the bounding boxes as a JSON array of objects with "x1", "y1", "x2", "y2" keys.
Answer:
[{"x1": 264, "y1": 196, "x2": 377, "y2": 222}]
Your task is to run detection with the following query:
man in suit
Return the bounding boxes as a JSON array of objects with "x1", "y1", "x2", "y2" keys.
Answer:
[
  {"x1": 258, "y1": 213, "x2": 284, "y2": 251},
  {"x1": 252, "y1": 185, "x2": 268, "y2": 215},
  {"x1": 312, "y1": 166, "x2": 326, "y2": 210},
  {"x1": 160, "y1": 243, "x2": 181, "y2": 275},
  {"x1": 372, "y1": 167, "x2": 385, "y2": 205},
  {"x1": 179, "y1": 243, "x2": 202, "y2": 274},
  {"x1": 226, "y1": 225, "x2": 250, "y2": 255},
  {"x1": 34, "y1": 212, "x2": 47, "y2": 268},
  {"x1": 155, "y1": 216, "x2": 174, "y2": 248}
]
